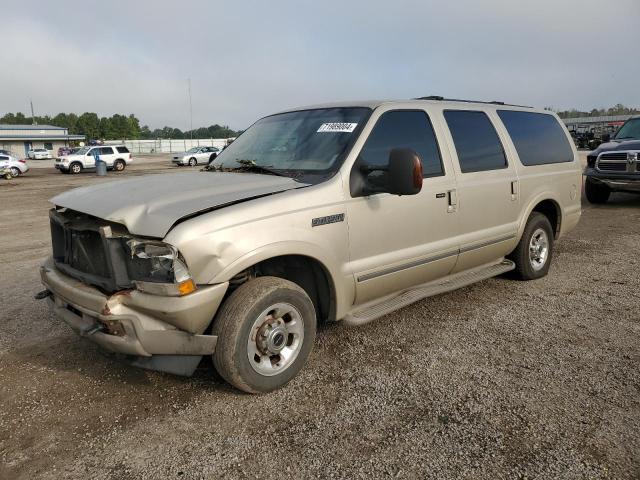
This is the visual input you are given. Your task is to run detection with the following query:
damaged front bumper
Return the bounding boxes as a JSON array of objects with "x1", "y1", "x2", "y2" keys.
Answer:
[{"x1": 40, "y1": 257, "x2": 228, "y2": 376}]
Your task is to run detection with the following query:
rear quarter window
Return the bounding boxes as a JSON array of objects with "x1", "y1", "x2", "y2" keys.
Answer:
[
  {"x1": 116, "y1": 146, "x2": 130, "y2": 153},
  {"x1": 497, "y1": 111, "x2": 573, "y2": 166}
]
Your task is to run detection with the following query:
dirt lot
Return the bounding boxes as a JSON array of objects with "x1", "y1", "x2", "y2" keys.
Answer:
[{"x1": 1, "y1": 155, "x2": 639, "y2": 479}]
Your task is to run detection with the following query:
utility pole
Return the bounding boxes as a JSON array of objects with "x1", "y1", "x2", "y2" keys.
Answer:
[
  {"x1": 187, "y1": 78, "x2": 193, "y2": 144},
  {"x1": 30, "y1": 99, "x2": 36, "y2": 125}
]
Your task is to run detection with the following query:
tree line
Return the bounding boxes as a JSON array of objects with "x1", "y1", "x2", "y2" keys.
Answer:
[
  {"x1": 554, "y1": 103, "x2": 640, "y2": 119},
  {"x1": 0, "y1": 111, "x2": 239, "y2": 140}
]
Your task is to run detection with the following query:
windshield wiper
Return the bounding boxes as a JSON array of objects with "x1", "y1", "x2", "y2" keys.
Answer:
[{"x1": 205, "y1": 159, "x2": 287, "y2": 177}]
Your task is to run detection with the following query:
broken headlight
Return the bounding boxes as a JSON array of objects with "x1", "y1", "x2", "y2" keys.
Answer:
[{"x1": 125, "y1": 239, "x2": 196, "y2": 296}]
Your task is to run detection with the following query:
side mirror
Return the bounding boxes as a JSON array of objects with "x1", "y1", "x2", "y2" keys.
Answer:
[
  {"x1": 601, "y1": 133, "x2": 611, "y2": 143},
  {"x1": 387, "y1": 148, "x2": 423, "y2": 195}
]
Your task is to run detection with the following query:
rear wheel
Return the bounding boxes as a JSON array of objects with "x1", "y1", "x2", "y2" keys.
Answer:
[
  {"x1": 585, "y1": 177, "x2": 610, "y2": 204},
  {"x1": 69, "y1": 162, "x2": 82, "y2": 174},
  {"x1": 113, "y1": 159, "x2": 126, "y2": 172},
  {"x1": 188, "y1": 157, "x2": 197, "y2": 167},
  {"x1": 212, "y1": 276, "x2": 316, "y2": 393},
  {"x1": 508, "y1": 212, "x2": 554, "y2": 280},
  {"x1": 9, "y1": 167, "x2": 20, "y2": 177}
]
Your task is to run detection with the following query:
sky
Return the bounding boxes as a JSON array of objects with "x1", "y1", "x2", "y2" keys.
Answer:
[{"x1": 1, "y1": 0, "x2": 639, "y2": 130}]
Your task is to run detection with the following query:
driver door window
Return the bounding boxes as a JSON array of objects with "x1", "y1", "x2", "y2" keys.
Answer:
[{"x1": 351, "y1": 110, "x2": 443, "y2": 196}]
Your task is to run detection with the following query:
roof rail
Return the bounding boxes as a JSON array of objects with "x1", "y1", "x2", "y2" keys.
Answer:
[{"x1": 413, "y1": 96, "x2": 532, "y2": 108}]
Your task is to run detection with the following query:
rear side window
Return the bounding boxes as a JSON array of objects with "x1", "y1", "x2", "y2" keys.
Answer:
[
  {"x1": 116, "y1": 146, "x2": 130, "y2": 153},
  {"x1": 444, "y1": 110, "x2": 507, "y2": 173},
  {"x1": 358, "y1": 110, "x2": 443, "y2": 177},
  {"x1": 497, "y1": 110, "x2": 573, "y2": 166},
  {"x1": 100, "y1": 147, "x2": 114, "y2": 155}
]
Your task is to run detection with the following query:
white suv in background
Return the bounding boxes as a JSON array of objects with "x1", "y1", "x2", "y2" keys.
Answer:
[{"x1": 56, "y1": 145, "x2": 133, "y2": 174}]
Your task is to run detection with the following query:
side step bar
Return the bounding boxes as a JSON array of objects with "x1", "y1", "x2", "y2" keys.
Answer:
[{"x1": 343, "y1": 260, "x2": 515, "y2": 326}]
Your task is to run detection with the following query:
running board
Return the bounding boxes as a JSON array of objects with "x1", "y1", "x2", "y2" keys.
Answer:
[{"x1": 343, "y1": 260, "x2": 515, "y2": 326}]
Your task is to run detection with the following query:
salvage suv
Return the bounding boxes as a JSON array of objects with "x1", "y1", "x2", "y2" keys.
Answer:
[
  {"x1": 56, "y1": 145, "x2": 132, "y2": 174},
  {"x1": 584, "y1": 115, "x2": 640, "y2": 203},
  {"x1": 39, "y1": 98, "x2": 582, "y2": 393}
]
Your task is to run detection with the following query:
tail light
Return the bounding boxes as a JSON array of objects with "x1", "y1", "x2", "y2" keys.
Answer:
[{"x1": 19, "y1": 159, "x2": 26, "y2": 163}]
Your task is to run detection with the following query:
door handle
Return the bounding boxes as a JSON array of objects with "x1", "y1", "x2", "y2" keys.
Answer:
[
  {"x1": 510, "y1": 180, "x2": 519, "y2": 201},
  {"x1": 447, "y1": 189, "x2": 458, "y2": 213}
]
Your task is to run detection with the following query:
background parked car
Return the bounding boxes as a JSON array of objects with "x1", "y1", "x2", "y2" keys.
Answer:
[
  {"x1": 56, "y1": 145, "x2": 133, "y2": 174},
  {"x1": 57, "y1": 147, "x2": 79, "y2": 157},
  {"x1": 0, "y1": 154, "x2": 29, "y2": 177},
  {"x1": 28, "y1": 148, "x2": 52, "y2": 159},
  {"x1": 172, "y1": 146, "x2": 220, "y2": 166}
]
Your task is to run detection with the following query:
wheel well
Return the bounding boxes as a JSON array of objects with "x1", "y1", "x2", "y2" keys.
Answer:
[
  {"x1": 232, "y1": 255, "x2": 336, "y2": 323},
  {"x1": 532, "y1": 199, "x2": 561, "y2": 238}
]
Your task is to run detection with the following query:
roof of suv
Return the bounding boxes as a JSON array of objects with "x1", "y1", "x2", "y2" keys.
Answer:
[{"x1": 278, "y1": 97, "x2": 540, "y2": 115}]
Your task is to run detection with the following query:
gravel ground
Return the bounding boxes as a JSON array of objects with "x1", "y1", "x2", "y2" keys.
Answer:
[{"x1": 0, "y1": 156, "x2": 639, "y2": 479}]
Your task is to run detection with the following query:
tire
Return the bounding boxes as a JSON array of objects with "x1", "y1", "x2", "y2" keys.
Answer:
[
  {"x1": 188, "y1": 157, "x2": 197, "y2": 167},
  {"x1": 69, "y1": 162, "x2": 82, "y2": 174},
  {"x1": 508, "y1": 212, "x2": 554, "y2": 280},
  {"x1": 9, "y1": 167, "x2": 20, "y2": 177},
  {"x1": 212, "y1": 276, "x2": 316, "y2": 393},
  {"x1": 113, "y1": 159, "x2": 126, "y2": 172},
  {"x1": 585, "y1": 178, "x2": 610, "y2": 204}
]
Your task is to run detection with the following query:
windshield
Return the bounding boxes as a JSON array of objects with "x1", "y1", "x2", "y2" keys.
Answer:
[
  {"x1": 186, "y1": 147, "x2": 200, "y2": 153},
  {"x1": 210, "y1": 107, "x2": 371, "y2": 183},
  {"x1": 614, "y1": 118, "x2": 640, "y2": 140},
  {"x1": 74, "y1": 147, "x2": 91, "y2": 155}
]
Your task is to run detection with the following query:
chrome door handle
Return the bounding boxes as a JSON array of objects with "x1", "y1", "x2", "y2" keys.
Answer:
[
  {"x1": 510, "y1": 180, "x2": 519, "y2": 201},
  {"x1": 447, "y1": 189, "x2": 458, "y2": 213}
]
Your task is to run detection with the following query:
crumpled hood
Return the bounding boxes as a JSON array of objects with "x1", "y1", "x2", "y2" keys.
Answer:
[{"x1": 51, "y1": 171, "x2": 308, "y2": 237}]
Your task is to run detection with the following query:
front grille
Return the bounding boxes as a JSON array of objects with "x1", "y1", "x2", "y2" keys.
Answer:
[
  {"x1": 49, "y1": 209, "x2": 130, "y2": 292},
  {"x1": 68, "y1": 229, "x2": 110, "y2": 277},
  {"x1": 596, "y1": 152, "x2": 635, "y2": 173},
  {"x1": 600, "y1": 152, "x2": 627, "y2": 161},
  {"x1": 597, "y1": 161, "x2": 627, "y2": 172}
]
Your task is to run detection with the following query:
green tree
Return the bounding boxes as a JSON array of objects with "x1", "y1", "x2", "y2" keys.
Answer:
[{"x1": 77, "y1": 112, "x2": 100, "y2": 140}]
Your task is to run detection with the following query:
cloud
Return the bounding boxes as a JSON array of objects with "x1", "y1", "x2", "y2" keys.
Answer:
[{"x1": 1, "y1": 0, "x2": 638, "y2": 130}]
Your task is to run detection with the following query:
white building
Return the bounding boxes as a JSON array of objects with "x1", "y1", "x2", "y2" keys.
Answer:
[{"x1": 0, "y1": 124, "x2": 85, "y2": 157}]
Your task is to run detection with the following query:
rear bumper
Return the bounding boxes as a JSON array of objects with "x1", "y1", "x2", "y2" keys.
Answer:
[
  {"x1": 40, "y1": 257, "x2": 228, "y2": 374},
  {"x1": 585, "y1": 169, "x2": 640, "y2": 192}
]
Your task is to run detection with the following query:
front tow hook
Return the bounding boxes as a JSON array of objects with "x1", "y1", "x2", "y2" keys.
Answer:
[
  {"x1": 34, "y1": 289, "x2": 53, "y2": 300},
  {"x1": 80, "y1": 323, "x2": 106, "y2": 337}
]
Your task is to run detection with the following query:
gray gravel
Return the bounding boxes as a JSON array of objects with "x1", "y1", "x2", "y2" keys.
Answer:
[{"x1": 0, "y1": 158, "x2": 639, "y2": 479}]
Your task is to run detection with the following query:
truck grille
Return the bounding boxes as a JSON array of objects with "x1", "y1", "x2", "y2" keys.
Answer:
[
  {"x1": 49, "y1": 209, "x2": 129, "y2": 292},
  {"x1": 596, "y1": 152, "x2": 635, "y2": 173},
  {"x1": 68, "y1": 229, "x2": 110, "y2": 277}
]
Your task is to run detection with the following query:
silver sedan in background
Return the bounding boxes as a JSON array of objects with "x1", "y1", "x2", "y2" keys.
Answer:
[
  {"x1": 172, "y1": 146, "x2": 220, "y2": 166},
  {"x1": 0, "y1": 154, "x2": 29, "y2": 177}
]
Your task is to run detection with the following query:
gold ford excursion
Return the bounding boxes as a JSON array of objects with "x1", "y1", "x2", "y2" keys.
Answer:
[{"x1": 39, "y1": 97, "x2": 582, "y2": 393}]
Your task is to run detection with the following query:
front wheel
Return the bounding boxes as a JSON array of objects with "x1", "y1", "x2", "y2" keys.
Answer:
[
  {"x1": 508, "y1": 212, "x2": 554, "y2": 280},
  {"x1": 585, "y1": 178, "x2": 610, "y2": 204},
  {"x1": 69, "y1": 162, "x2": 82, "y2": 174},
  {"x1": 212, "y1": 276, "x2": 316, "y2": 393},
  {"x1": 188, "y1": 157, "x2": 197, "y2": 167}
]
